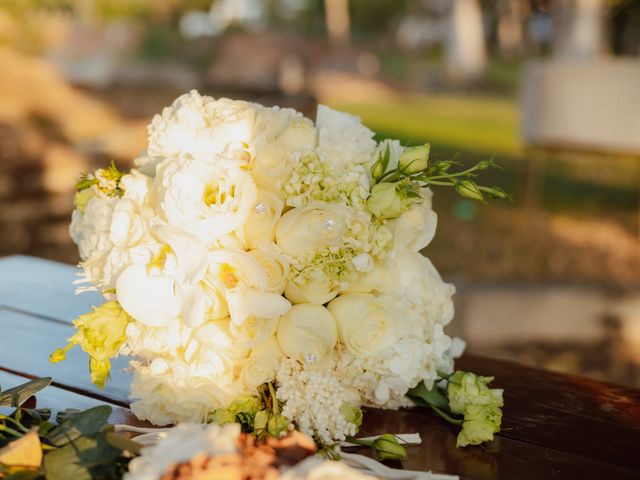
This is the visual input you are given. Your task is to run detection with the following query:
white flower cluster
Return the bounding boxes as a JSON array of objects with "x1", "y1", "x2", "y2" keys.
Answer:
[
  {"x1": 69, "y1": 90, "x2": 458, "y2": 439},
  {"x1": 276, "y1": 359, "x2": 359, "y2": 444}
]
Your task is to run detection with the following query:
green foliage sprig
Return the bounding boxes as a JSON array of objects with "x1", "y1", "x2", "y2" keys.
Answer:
[{"x1": 370, "y1": 143, "x2": 512, "y2": 203}]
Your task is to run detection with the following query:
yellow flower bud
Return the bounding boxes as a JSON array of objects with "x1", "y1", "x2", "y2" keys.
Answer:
[{"x1": 398, "y1": 144, "x2": 430, "y2": 174}]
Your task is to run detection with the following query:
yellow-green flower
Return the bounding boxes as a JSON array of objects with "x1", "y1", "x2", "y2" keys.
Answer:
[
  {"x1": 366, "y1": 182, "x2": 419, "y2": 219},
  {"x1": 456, "y1": 404, "x2": 502, "y2": 447},
  {"x1": 73, "y1": 188, "x2": 95, "y2": 214},
  {"x1": 399, "y1": 144, "x2": 430, "y2": 174},
  {"x1": 50, "y1": 301, "x2": 131, "y2": 389},
  {"x1": 447, "y1": 371, "x2": 503, "y2": 415}
]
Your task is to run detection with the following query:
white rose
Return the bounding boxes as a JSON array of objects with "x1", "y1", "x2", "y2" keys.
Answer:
[
  {"x1": 284, "y1": 276, "x2": 338, "y2": 305},
  {"x1": 147, "y1": 90, "x2": 256, "y2": 160},
  {"x1": 390, "y1": 192, "x2": 438, "y2": 254},
  {"x1": 277, "y1": 304, "x2": 337, "y2": 365},
  {"x1": 155, "y1": 154, "x2": 257, "y2": 243},
  {"x1": 253, "y1": 105, "x2": 316, "y2": 153},
  {"x1": 248, "y1": 243, "x2": 288, "y2": 294},
  {"x1": 242, "y1": 191, "x2": 284, "y2": 249},
  {"x1": 70, "y1": 195, "x2": 117, "y2": 261},
  {"x1": 109, "y1": 198, "x2": 146, "y2": 248},
  {"x1": 240, "y1": 335, "x2": 284, "y2": 389},
  {"x1": 275, "y1": 202, "x2": 349, "y2": 257},
  {"x1": 327, "y1": 293, "x2": 401, "y2": 357}
]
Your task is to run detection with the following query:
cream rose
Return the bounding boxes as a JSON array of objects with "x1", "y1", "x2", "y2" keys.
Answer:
[
  {"x1": 248, "y1": 243, "x2": 288, "y2": 294},
  {"x1": 240, "y1": 335, "x2": 284, "y2": 388},
  {"x1": 275, "y1": 202, "x2": 349, "y2": 257},
  {"x1": 155, "y1": 154, "x2": 257, "y2": 243},
  {"x1": 327, "y1": 293, "x2": 400, "y2": 357},
  {"x1": 276, "y1": 304, "x2": 337, "y2": 365},
  {"x1": 242, "y1": 191, "x2": 284, "y2": 249},
  {"x1": 284, "y1": 276, "x2": 338, "y2": 305}
]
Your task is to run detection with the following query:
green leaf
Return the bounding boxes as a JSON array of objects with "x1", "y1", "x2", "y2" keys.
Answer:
[
  {"x1": 4, "y1": 470, "x2": 42, "y2": 480},
  {"x1": 46, "y1": 405, "x2": 112, "y2": 447},
  {"x1": 406, "y1": 381, "x2": 449, "y2": 410},
  {"x1": 43, "y1": 432, "x2": 121, "y2": 480},
  {"x1": 0, "y1": 378, "x2": 52, "y2": 408}
]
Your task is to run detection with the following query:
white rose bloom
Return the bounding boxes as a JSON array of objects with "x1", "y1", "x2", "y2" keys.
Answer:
[
  {"x1": 390, "y1": 191, "x2": 438, "y2": 255},
  {"x1": 275, "y1": 202, "x2": 349, "y2": 257},
  {"x1": 147, "y1": 90, "x2": 256, "y2": 159},
  {"x1": 328, "y1": 293, "x2": 401, "y2": 358},
  {"x1": 120, "y1": 170, "x2": 153, "y2": 205},
  {"x1": 123, "y1": 318, "x2": 191, "y2": 358},
  {"x1": 277, "y1": 304, "x2": 338, "y2": 366},
  {"x1": 70, "y1": 195, "x2": 118, "y2": 262},
  {"x1": 316, "y1": 105, "x2": 376, "y2": 167},
  {"x1": 240, "y1": 335, "x2": 284, "y2": 389},
  {"x1": 155, "y1": 154, "x2": 257, "y2": 243},
  {"x1": 248, "y1": 243, "x2": 289, "y2": 294},
  {"x1": 241, "y1": 191, "x2": 284, "y2": 249},
  {"x1": 125, "y1": 423, "x2": 240, "y2": 480},
  {"x1": 284, "y1": 275, "x2": 338, "y2": 305}
]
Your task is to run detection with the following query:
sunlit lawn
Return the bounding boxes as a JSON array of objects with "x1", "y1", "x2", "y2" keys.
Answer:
[{"x1": 331, "y1": 94, "x2": 522, "y2": 158}]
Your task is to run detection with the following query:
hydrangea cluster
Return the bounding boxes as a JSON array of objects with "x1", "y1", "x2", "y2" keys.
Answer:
[{"x1": 58, "y1": 90, "x2": 463, "y2": 445}]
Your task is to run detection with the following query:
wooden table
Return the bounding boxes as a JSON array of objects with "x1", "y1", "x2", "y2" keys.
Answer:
[{"x1": 1, "y1": 255, "x2": 639, "y2": 480}]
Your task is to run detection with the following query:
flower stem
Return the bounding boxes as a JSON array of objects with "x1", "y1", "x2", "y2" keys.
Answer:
[{"x1": 429, "y1": 405, "x2": 464, "y2": 426}]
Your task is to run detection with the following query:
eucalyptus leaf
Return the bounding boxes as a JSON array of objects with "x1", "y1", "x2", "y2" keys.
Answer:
[
  {"x1": 46, "y1": 405, "x2": 112, "y2": 447},
  {"x1": 406, "y1": 381, "x2": 449, "y2": 410},
  {"x1": 0, "y1": 378, "x2": 52, "y2": 408},
  {"x1": 43, "y1": 432, "x2": 121, "y2": 480},
  {"x1": 4, "y1": 469, "x2": 42, "y2": 480}
]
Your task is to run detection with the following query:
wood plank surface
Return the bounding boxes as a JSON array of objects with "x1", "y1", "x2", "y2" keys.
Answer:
[{"x1": 2, "y1": 255, "x2": 640, "y2": 480}]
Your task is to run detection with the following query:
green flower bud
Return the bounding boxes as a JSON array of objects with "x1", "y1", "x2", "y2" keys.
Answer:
[
  {"x1": 340, "y1": 402, "x2": 363, "y2": 429},
  {"x1": 231, "y1": 395, "x2": 263, "y2": 428},
  {"x1": 267, "y1": 414, "x2": 290, "y2": 438},
  {"x1": 456, "y1": 404, "x2": 502, "y2": 447},
  {"x1": 209, "y1": 408, "x2": 237, "y2": 425},
  {"x1": 447, "y1": 371, "x2": 503, "y2": 415},
  {"x1": 399, "y1": 144, "x2": 430, "y2": 174},
  {"x1": 373, "y1": 434, "x2": 406, "y2": 460},
  {"x1": 454, "y1": 180, "x2": 484, "y2": 202},
  {"x1": 366, "y1": 182, "x2": 417, "y2": 219}
]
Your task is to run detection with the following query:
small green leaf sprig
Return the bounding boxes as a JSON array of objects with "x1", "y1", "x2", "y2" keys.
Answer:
[
  {"x1": 209, "y1": 382, "x2": 290, "y2": 440},
  {"x1": 76, "y1": 161, "x2": 125, "y2": 197},
  {"x1": 407, "y1": 371, "x2": 504, "y2": 448},
  {"x1": 370, "y1": 143, "x2": 512, "y2": 203}
]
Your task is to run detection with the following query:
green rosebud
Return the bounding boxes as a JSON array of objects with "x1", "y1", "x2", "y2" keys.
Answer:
[
  {"x1": 447, "y1": 371, "x2": 503, "y2": 415},
  {"x1": 456, "y1": 404, "x2": 502, "y2": 447},
  {"x1": 366, "y1": 182, "x2": 418, "y2": 219},
  {"x1": 399, "y1": 144, "x2": 430, "y2": 174},
  {"x1": 454, "y1": 180, "x2": 484, "y2": 202},
  {"x1": 373, "y1": 434, "x2": 406, "y2": 460},
  {"x1": 340, "y1": 402, "x2": 363, "y2": 429},
  {"x1": 209, "y1": 408, "x2": 237, "y2": 425},
  {"x1": 267, "y1": 414, "x2": 291, "y2": 438}
]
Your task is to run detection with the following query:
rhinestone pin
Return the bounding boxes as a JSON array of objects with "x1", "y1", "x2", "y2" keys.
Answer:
[
  {"x1": 323, "y1": 218, "x2": 336, "y2": 230},
  {"x1": 254, "y1": 203, "x2": 267, "y2": 214},
  {"x1": 303, "y1": 353, "x2": 318, "y2": 364}
]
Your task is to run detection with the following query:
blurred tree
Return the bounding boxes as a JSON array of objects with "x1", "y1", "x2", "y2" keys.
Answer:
[
  {"x1": 445, "y1": 0, "x2": 487, "y2": 81},
  {"x1": 554, "y1": 0, "x2": 606, "y2": 59},
  {"x1": 324, "y1": 0, "x2": 350, "y2": 46}
]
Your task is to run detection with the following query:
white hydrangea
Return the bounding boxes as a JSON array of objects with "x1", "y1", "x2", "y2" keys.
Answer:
[{"x1": 276, "y1": 359, "x2": 358, "y2": 445}]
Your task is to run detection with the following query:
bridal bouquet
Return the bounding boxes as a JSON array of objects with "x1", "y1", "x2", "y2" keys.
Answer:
[{"x1": 52, "y1": 91, "x2": 506, "y2": 450}]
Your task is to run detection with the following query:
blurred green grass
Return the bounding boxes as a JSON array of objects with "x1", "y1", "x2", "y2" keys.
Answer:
[{"x1": 332, "y1": 94, "x2": 521, "y2": 157}]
